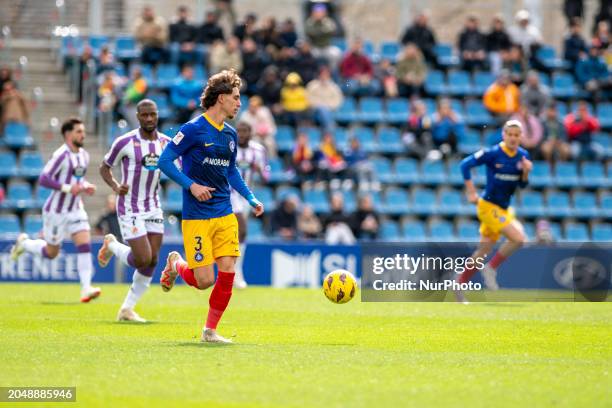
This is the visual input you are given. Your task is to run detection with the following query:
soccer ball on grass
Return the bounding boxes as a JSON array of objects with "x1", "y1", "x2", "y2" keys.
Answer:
[{"x1": 323, "y1": 269, "x2": 357, "y2": 304}]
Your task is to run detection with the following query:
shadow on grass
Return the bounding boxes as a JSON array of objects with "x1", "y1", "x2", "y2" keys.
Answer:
[
  {"x1": 174, "y1": 341, "x2": 238, "y2": 348},
  {"x1": 40, "y1": 301, "x2": 81, "y2": 305}
]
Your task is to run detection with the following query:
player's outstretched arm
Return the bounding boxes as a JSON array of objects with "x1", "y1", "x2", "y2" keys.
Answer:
[{"x1": 228, "y1": 165, "x2": 264, "y2": 217}]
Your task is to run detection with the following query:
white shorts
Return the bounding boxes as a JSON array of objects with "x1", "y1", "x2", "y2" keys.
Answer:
[
  {"x1": 118, "y1": 207, "x2": 164, "y2": 241},
  {"x1": 43, "y1": 208, "x2": 91, "y2": 246},
  {"x1": 230, "y1": 190, "x2": 248, "y2": 214}
]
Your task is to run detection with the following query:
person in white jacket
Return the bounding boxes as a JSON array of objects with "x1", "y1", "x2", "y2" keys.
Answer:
[{"x1": 306, "y1": 65, "x2": 343, "y2": 132}]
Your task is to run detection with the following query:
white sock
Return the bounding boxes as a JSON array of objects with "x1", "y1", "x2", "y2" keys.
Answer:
[
  {"x1": 22, "y1": 239, "x2": 47, "y2": 256},
  {"x1": 121, "y1": 270, "x2": 152, "y2": 310},
  {"x1": 234, "y1": 243, "x2": 246, "y2": 283},
  {"x1": 109, "y1": 240, "x2": 132, "y2": 266},
  {"x1": 77, "y1": 252, "x2": 93, "y2": 290}
]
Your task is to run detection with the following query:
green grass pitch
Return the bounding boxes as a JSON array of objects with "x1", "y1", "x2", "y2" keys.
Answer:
[{"x1": 0, "y1": 284, "x2": 610, "y2": 407}]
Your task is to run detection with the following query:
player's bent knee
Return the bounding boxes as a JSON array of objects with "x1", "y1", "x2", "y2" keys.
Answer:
[
  {"x1": 195, "y1": 275, "x2": 215, "y2": 290},
  {"x1": 133, "y1": 254, "x2": 152, "y2": 269}
]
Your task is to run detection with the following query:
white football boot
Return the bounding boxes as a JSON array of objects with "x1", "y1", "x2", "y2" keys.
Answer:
[
  {"x1": 117, "y1": 308, "x2": 146, "y2": 323},
  {"x1": 201, "y1": 328, "x2": 233, "y2": 344},
  {"x1": 481, "y1": 264, "x2": 500, "y2": 290},
  {"x1": 10, "y1": 233, "x2": 28, "y2": 261}
]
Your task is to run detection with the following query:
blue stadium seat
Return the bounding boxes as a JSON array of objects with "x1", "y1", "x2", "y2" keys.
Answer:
[
  {"x1": 275, "y1": 186, "x2": 301, "y2": 202},
  {"x1": 420, "y1": 160, "x2": 446, "y2": 185},
  {"x1": 369, "y1": 191, "x2": 384, "y2": 212},
  {"x1": 547, "y1": 191, "x2": 571, "y2": 217},
  {"x1": 428, "y1": 219, "x2": 455, "y2": 241},
  {"x1": 299, "y1": 126, "x2": 322, "y2": 147},
  {"x1": 192, "y1": 65, "x2": 207, "y2": 82},
  {"x1": 129, "y1": 64, "x2": 154, "y2": 82},
  {"x1": 573, "y1": 191, "x2": 598, "y2": 218},
  {"x1": 60, "y1": 36, "x2": 84, "y2": 57},
  {"x1": 4, "y1": 182, "x2": 34, "y2": 209},
  {"x1": 484, "y1": 128, "x2": 502, "y2": 146},
  {"x1": 253, "y1": 186, "x2": 274, "y2": 210},
  {"x1": 438, "y1": 189, "x2": 467, "y2": 216},
  {"x1": 593, "y1": 133, "x2": 612, "y2": 158},
  {"x1": 385, "y1": 98, "x2": 409, "y2": 125},
  {"x1": 423, "y1": 98, "x2": 436, "y2": 114},
  {"x1": 379, "y1": 41, "x2": 400, "y2": 63},
  {"x1": 519, "y1": 191, "x2": 545, "y2": 217},
  {"x1": 564, "y1": 222, "x2": 589, "y2": 241},
  {"x1": 536, "y1": 45, "x2": 567, "y2": 70},
  {"x1": 447, "y1": 71, "x2": 473, "y2": 96},
  {"x1": 447, "y1": 160, "x2": 465, "y2": 186},
  {"x1": 549, "y1": 222, "x2": 563, "y2": 241},
  {"x1": 4, "y1": 122, "x2": 34, "y2": 148},
  {"x1": 412, "y1": 188, "x2": 438, "y2": 216},
  {"x1": 433, "y1": 43, "x2": 459, "y2": 67},
  {"x1": 380, "y1": 220, "x2": 401, "y2": 241},
  {"x1": 0, "y1": 214, "x2": 21, "y2": 238},
  {"x1": 161, "y1": 123, "x2": 180, "y2": 137},
  {"x1": 276, "y1": 126, "x2": 295, "y2": 153},
  {"x1": 554, "y1": 162, "x2": 579, "y2": 188},
  {"x1": 268, "y1": 158, "x2": 294, "y2": 184},
  {"x1": 352, "y1": 126, "x2": 377, "y2": 153},
  {"x1": 450, "y1": 99, "x2": 465, "y2": 116},
  {"x1": 592, "y1": 224, "x2": 612, "y2": 242},
  {"x1": 377, "y1": 127, "x2": 403, "y2": 154},
  {"x1": 358, "y1": 97, "x2": 385, "y2": 124},
  {"x1": 602, "y1": 193, "x2": 612, "y2": 219},
  {"x1": 523, "y1": 223, "x2": 535, "y2": 240},
  {"x1": 552, "y1": 72, "x2": 577, "y2": 99},
  {"x1": 383, "y1": 187, "x2": 410, "y2": 215},
  {"x1": 88, "y1": 35, "x2": 109, "y2": 56},
  {"x1": 147, "y1": 93, "x2": 171, "y2": 121},
  {"x1": 596, "y1": 103, "x2": 612, "y2": 129},
  {"x1": 332, "y1": 38, "x2": 347, "y2": 53},
  {"x1": 424, "y1": 70, "x2": 447, "y2": 96},
  {"x1": 403, "y1": 220, "x2": 426, "y2": 241},
  {"x1": 35, "y1": 187, "x2": 51, "y2": 207},
  {"x1": 529, "y1": 161, "x2": 552, "y2": 188},
  {"x1": 458, "y1": 129, "x2": 482, "y2": 154},
  {"x1": 538, "y1": 72, "x2": 551, "y2": 87},
  {"x1": 164, "y1": 185, "x2": 183, "y2": 212},
  {"x1": 580, "y1": 162, "x2": 608, "y2": 188},
  {"x1": 23, "y1": 214, "x2": 43, "y2": 237},
  {"x1": 334, "y1": 98, "x2": 358, "y2": 124},
  {"x1": 154, "y1": 64, "x2": 180, "y2": 89},
  {"x1": 18, "y1": 151, "x2": 44, "y2": 179},
  {"x1": 472, "y1": 72, "x2": 495, "y2": 95},
  {"x1": 334, "y1": 127, "x2": 349, "y2": 150},
  {"x1": 303, "y1": 189, "x2": 329, "y2": 213},
  {"x1": 556, "y1": 102, "x2": 568, "y2": 117},
  {"x1": 341, "y1": 190, "x2": 357, "y2": 212},
  {"x1": 394, "y1": 158, "x2": 419, "y2": 184},
  {"x1": 0, "y1": 151, "x2": 18, "y2": 178},
  {"x1": 465, "y1": 100, "x2": 494, "y2": 127},
  {"x1": 247, "y1": 218, "x2": 264, "y2": 241},
  {"x1": 115, "y1": 36, "x2": 140, "y2": 60},
  {"x1": 371, "y1": 157, "x2": 394, "y2": 184},
  {"x1": 457, "y1": 219, "x2": 480, "y2": 241}
]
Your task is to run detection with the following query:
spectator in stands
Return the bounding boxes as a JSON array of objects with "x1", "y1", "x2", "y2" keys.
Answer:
[
  {"x1": 280, "y1": 18, "x2": 298, "y2": 48},
  {"x1": 239, "y1": 95, "x2": 277, "y2": 156},
  {"x1": 233, "y1": 12, "x2": 257, "y2": 42},
  {"x1": 541, "y1": 103, "x2": 571, "y2": 163},
  {"x1": 258, "y1": 17, "x2": 284, "y2": 51},
  {"x1": 98, "y1": 71, "x2": 121, "y2": 115},
  {"x1": 563, "y1": 0, "x2": 584, "y2": 26},
  {"x1": 97, "y1": 45, "x2": 116, "y2": 75},
  {"x1": 280, "y1": 72, "x2": 310, "y2": 127},
  {"x1": 511, "y1": 105, "x2": 544, "y2": 157},
  {"x1": 350, "y1": 195, "x2": 380, "y2": 240},
  {"x1": 340, "y1": 38, "x2": 379, "y2": 96},
  {"x1": 430, "y1": 98, "x2": 465, "y2": 156},
  {"x1": 294, "y1": 40, "x2": 319, "y2": 84},
  {"x1": 304, "y1": 3, "x2": 342, "y2": 66},
  {"x1": 169, "y1": 5, "x2": 199, "y2": 67},
  {"x1": 271, "y1": 195, "x2": 299, "y2": 240},
  {"x1": 591, "y1": 20, "x2": 610, "y2": 51},
  {"x1": 255, "y1": 65, "x2": 282, "y2": 115},
  {"x1": 134, "y1": 5, "x2": 168, "y2": 65},
  {"x1": 94, "y1": 194, "x2": 122, "y2": 240},
  {"x1": 457, "y1": 15, "x2": 488, "y2": 72},
  {"x1": 241, "y1": 37, "x2": 271, "y2": 94},
  {"x1": 508, "y1": 9, "x2": 542, "y2": 58},
  {"x1": 292, "y1": 132, "x2": 316, "y2": 182},
  {"x1": 400, "y1": 12, "x2": 437, "y2": 64},
  {"x1": 374, "y1": 58, "x2": 398, "y2": 98},
  {"x1": 395, "y1": 43, "x2": 427, "y2": 98},
  {"x1": 486, "y1": 14, "x2": 512, "y2": 75},
  {"x1": 520, "y1": 70, "x2": 551, "y2": 116},
  {"x1": 315, "y1": 132, "x2": 347, "y2": 187},
  {"x1": 502, "y1": 44, "x2": 528, "y2": 84},
  {"x1": 78, "y1": 45, "x2": 95, "y2": 103},
  {"x1": 564, "y1": 101, "x2": 603, "y2": 160},
  {"x1": 297, "y1": 204, "x2": 322, "y2": 239},
  {"x1": 575, "y1": 46, "x2": 610, "y2": 101},
  {"x1": 306, "y1": 66, "x2": 343, "y2": 131},
  {"x1": 402, "y1": 99, "x2": 432, "y2": 158},
  {"x1": 564, "y1": 18, "x2": 589, "y2": 69},
  {"x1": 0, "y1": 80, "x2": 29, "y2": 131},
  {"x1": 120, "y1": 67, "x2": 148, "y2": 128},
  {"x1": 275, "y1": 46, "x2": 299, "y2": 80},
  {"x1": 171, "y1": 65, "x2": 202, "y2": 123},
  {"x1": 483, "y1": 70, "x2": 520, "y2": 119},
  {"x1": 344, "y1": 137, "x2": 377, "y2": 192},
  {"x1": 209, "y1": 36, "x2": 243, "y2": 74},
  {"x1": 213, "y1": 0, "x2": 237, "y2": 38},
  {"x1": 324, "y1": 192, "x2": 356, "y2": 245},
  {"x1": 197, "y1": 11, "x2": 225, "y2": 45}
]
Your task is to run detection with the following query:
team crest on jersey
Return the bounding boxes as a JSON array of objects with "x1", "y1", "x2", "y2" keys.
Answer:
[
  {"x1": 229, "y1": 140, "x2": 235, "y2": 152},
  {"x1": 173, "y1": 131, "x2": 184, "y2": 145},
  {"x1": 73, "y1": 166, "x2": 86, "y2": 179},
  {"x1": 141, "y1": 153, "x2": 160, "y2": 171},
  {"x1": 194, "y1": 252, "x2": 204, "y2": 262}
]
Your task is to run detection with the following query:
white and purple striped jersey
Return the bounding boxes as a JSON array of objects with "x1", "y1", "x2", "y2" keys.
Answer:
[
  {"x1": 103, "y1": 129, "x2": 171, "y2": 216},
  {"x1": 234, "y1": 140, "x2": 270, "y2": 186},
  {"x1": 42, "y1": 144, "x2": 90, "y2": 214}
]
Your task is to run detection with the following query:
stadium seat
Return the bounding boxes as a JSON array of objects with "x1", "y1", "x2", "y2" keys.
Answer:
[
  {"x1": 0, "y1": 214, "x2": 21, "y2": 239},
  {"x1": 268, "y1": 158, "x2": 294, "y2": 184},
  {"x1": 385, "y1": 98, "x2": 409, "y2": 125},
  {"x1": 420, "y1": 160, "x2": 446, "y2": 185},
  {"x1": 147, "y1": 93, "x2": 171, "y2": 121},
  {"x1": 369, "y1": 191, "x2": 384, "y2": 212},
  {"x1": 592, "y1": 224, "x2": 612, "y2": 242},
  {"x1": 332, "y1": 38, "x2": 347, "y2": 53},
  {"x1": 465, "y1": 100, "x2": 494, "y2": 127},
  {"x1": 247, "y1": 218, "x2": 264, "y2": 241},
  {"x1": 334, "y1": 98, "x2": 358, "y2": 124},
  {"x1": 192, "y1": 65, "x2": 207, "y2": 82},
  {"x1": 275, "y1": 186, "x2": 301, "y2": 202},
  {"x1": 18, "y1": 151, "x2": 44, "y2": 179},
  {"x1": 423, "y1": 98, "x2": 436, "y2": 114},
  {"x1": 88, "y1": 35, "x2": 109, "y2": 56},
  {"x1": 299, "y1": 126, "x2": 322, "y2": 147},
  {"x1": 572, "y1": 191, "x2": 598, "y2": 218},
  {"x1": 556, "y1": 102, "x2": 568, "y2": 117},
  {"x1": 341, "y1": 190, "x2": 357, "y2": 212},
  {"x1": 535, "y1": 45, "x2": 567, "y2": 70},
  {"x1": 564, "y1": 222, "x2": 589, "y2": 241},
  {"x1": 253, "y1": 186, "x2": 274, "y2": 210},
  {"x1": 0, "y1": 151, "x2": 18, "y2": 178},
  {"x1": 593, "y1": 133, "x2": 612, "y2": 158},
  {"x1": 303, "y1": 189, "x2": 329, "y2": 213},
  {"x1": 602, "y1": 193, "x2": 612, "y2": 219},
  {"x1": 371, "y1": 157, "x2": 394, "y2": 184},
  {"x1": 402, "y1": 219, "x2": 427, "y2": 241},
  {"x1": 554, "y1": 162, "x2": 579, "y2": 188},
  {"x1": 523, "y1": 223, "x2": 535, "y2": 240},
  {"x1": 412, "y1": 188, "x2": 438, "y2": 216},
  {"x1": 472, "y1": 72, "x2": 495, "y2": 95},
  {"x1": 424, "y1": 70, "x2": 447, "y2": 96},
  {"x1": 552, "y1": 72, "x2": 577, "y2": 99},
  {"x1": 447, "y1": 71, "x2": 473, "y2": 96},
  {"x1": 129, "y1": 64, "x2": 154, "y2": 82},
  {"x1": 154, "y1": 64, "x2": 180, "y2": 89},
  {"x1": 115, "y1": 36, "x2": 140, "y2": 60},
  {"x1": 377, "y1": 127, "x2": 403, "y2": 154},
  {"x1": 548, "y1": 222, "x2": 563, "y2": 241},
  {"x1": 3, "y1": 122, "x2": 34, "y2": 148},
  {"x1": 394, "y1": 158, "x2": 419, "y2": 184},
  {"x1": 457, "y1": 219, "x2": 480, "y2": 241},
  {"x1": 538, "y1": 72, "x2": 551, "y2": 87},
  {"x1": 276, "y1": 126, "x2": 295, "y2": 153},
  {"x1": 547, "y1": 191, "x2": 571, "y2": 217},
  {"x1": 438, "y1": 189, "x2": 467, "y2": 216},
  {"x1": 4, "y1": 182, "x2": 34, "y2": 209},
  {"x1": 60, "y1": 36, "x2": 84, "y2": 57},
  {"x1": 35, "y1": 187, "x2": 51, "y2": 207},
  {"x1": 428, "y1": 219, "x2": 455, "y2": 241},
  {"x1": 161, "y1": 123, "x2": 180, "y2": 137},
  {"x1": 383, "y1": 187, "x2": 410, "y2": 215},
  {"x1": 379, "y1": 41, "x2": 400, "y2": 62},
  {"x1": 596, "y1": 103, "x2": 612, "y2": 129},
  {"x1": 352, "y1": 126, "x2": 377, "y2": 153},
  {"x1": 433, "y1": 43, "x2": 459, "y2": 67},
  {"x1": 458, "y1": 129, "x2": 482, "y2": 154},
  {"x1": 484, "y1": 128, "x2": 502, "y2": 146},
  {"x1": 518, "y1": 190, "x2": 545, "y2": 217},
  {"x1": 529, "y1": 161, "x2": 552, "y2": 188},
  {"x1": 358, "y1": 97, "x2": 385, "y2": 124},
  {"x1": 380, "y1": 220, "x2": 401, "y2": 241},
  {"x1": 447, "y1": 160, "x2": 465, "y2": 186},
  {"x1": 334, "y1": 127, "x2": 349, "y2": 150},
  {"x1": 449, "y1": 99, "x2": 465, "y2": 116},
  {"x1": 580, "y1": 162, "x2": 608, "y2": 188},
  {"x1": 23, "y1": 214, "x2": 43, "y2": 237}
]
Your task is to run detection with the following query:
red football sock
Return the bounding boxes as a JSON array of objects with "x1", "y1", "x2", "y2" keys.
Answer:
[
  {"x1": 175, "y1": 260, "x2": 198, "y2": 288},
  {"x1": 488, "y1": 252, "x2": 507, "y2": 270},
  {"x1": 458, "y1": 267, "x2": 478, "y2": 284},
  {"x1": 206, "y1": 271, "x2": 234, "y2": 330}
]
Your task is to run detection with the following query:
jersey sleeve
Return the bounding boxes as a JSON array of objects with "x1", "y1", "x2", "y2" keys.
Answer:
[
  {"x1": 460, "y1": 148, "x2": 495, "y2": 180},
  {"x1": 103, "y1": 136, "x2": 130, "y2": 167},
  {"x1": 158, "y1": 125, "x2": 198, "y2": 190}
]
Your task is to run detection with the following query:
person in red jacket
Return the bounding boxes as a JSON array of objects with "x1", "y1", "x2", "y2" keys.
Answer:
[
  {"x1": 563, "y1": 100, "x2": 604, "y2": 160},
  {"x1": 339, "y1": 38, "x2": 380, "y2": 96}
]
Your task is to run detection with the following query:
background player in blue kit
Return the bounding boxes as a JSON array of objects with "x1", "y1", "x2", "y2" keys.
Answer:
[
  {"x1": 456, "y1": 120, "x2": 533, "y2": 300},
  {"x1": 157, "y1": 69, "x2": 264, "y2": 343}
]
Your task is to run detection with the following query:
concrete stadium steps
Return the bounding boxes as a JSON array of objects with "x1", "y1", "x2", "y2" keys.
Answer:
[{"x1": 0, "y1": 0, "x2": 88, "y2": 39}]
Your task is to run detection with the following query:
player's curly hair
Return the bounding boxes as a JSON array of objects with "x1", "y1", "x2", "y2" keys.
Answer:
[{"x1": 200, "y1": 69, "x2": 242, "y2": 109}]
